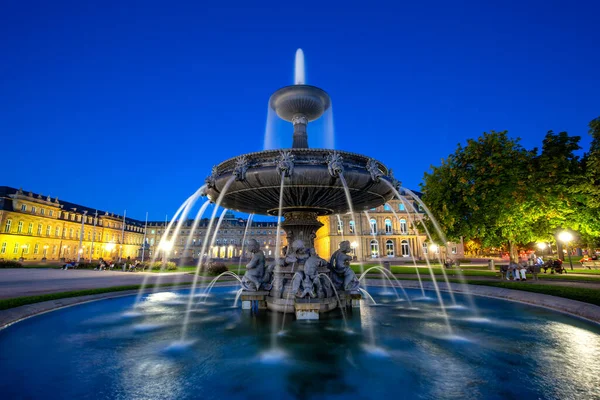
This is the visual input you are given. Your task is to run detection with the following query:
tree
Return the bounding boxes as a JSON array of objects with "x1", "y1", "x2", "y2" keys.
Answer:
[
  {"x1": 576, "y1": 117, "x2": 600, "y2": 246},
  {"x1": 421, "y1": 131, "x2": 536, "y2": 261}
]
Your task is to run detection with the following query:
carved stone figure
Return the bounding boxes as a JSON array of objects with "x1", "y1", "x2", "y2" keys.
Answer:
[
  {"x1": 205, "y1": 165, "x2": 218, "y2": 189},
  {"x1": 276, "y1": 150, "x2": 295, "y2": 177},
  {"x1": 366, "y1": 158, "x2": 383, "y2": 182},
  {"x1": 233, "y1": 155, "x2": 249, "y2": 181},
  {"x1": 292, "y1": 248, "x2": 327, "y2": 298},
  {"x1": 285, "y1": 239, "x2": 309, "y2": 266},
  {"x1": 329, "y1": 240, "x2": 360, "y2": 292},
  {"x1": 326, "y1": 152, "x2": 344, "y2": 178},
  {"x1": 241, "y1": 239, "x2": 266, "y2": 291}
]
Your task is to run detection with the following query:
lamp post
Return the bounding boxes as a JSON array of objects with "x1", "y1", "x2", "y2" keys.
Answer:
[
  {"x1": 77, "y1": 210, "x2": 87, "y2": 263},
  {"x1": 20, "y1": 244, "x2": 27, "y2": 260},
  {"x1": 105, "y1": 242, "x2": 116, "y2": 260},
  {"x1": 558, "y1": 231, "x2": 574, "y2": 270},
  {"x1": 158, "y1": 240, "x2": 173, "y2": 265},
  {"x1": 42, "y1": 245, "x2": 48, "y2": 260}
]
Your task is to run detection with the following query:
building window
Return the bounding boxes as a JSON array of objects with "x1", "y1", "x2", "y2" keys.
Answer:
[
  {"x1": 37, "y1": 224, "x2": 42, "y2": 235},
  {"x1": 384, "y1": 204, "x2": 391, "y2": 211},
  {"x1": 337, "y1": 219, "x2": 343, "y2": 234},
  {"x1": 69, "y1": 228, "x2": 74, "y2": 238},
  {"x1": 349, "y1": 220, "x2": 355, "y2": 234},
  {"x1": 401, "y1": 240, "x2": 410, "y2": 257},
  {"x1": 4, "y1": 219, "x2": 11, "y2": 233},
  {"x1": 52, "y1": 245, "x2": 57, "y2": 255},
  {"x1": 31, "y1": 206, "x2": 36, "y2": 214},
  {"x1": 400, "y1": 219, "x2": 407, "y2": 234},
  {"x1": 17, "y1": 221, "x2": 23, "y2": 233},
  {"x1": 55, "y1": 227, "x2": 60, "y2": 237},
  {"x1": 422, "y1": 242, "x2": 428, "y2": 255},
  {"x1": 399, "y1": 203, "x2": 405, "y2": 211},
  {"x1": 33, "y1": 243, "x2": 39, "y2": 254},
  {"x1": 385, "y1": 218, "x2": 392, "y2": 234},
  {"x1": 0, "y1": 243, "x2": 5, "y2": 254},
  {"x1": 386, "y1": 240, "x2": 394, "y2": 257},
  {"x1": 23, "y1": 244, "x2": 29, "y2": 254},
  {"x1": 452, "y1": 246, "x2": 457, "y2": 254},
  {"x1": 21, "y1": 204, "x2": 26, "y2": 212},
  {"x1": 49, "y1": 210, "x2": 54, "y2": 217},
  {"x1": 13, "y1": 243, "x2": 19, "y2": 254},
  {"x1": 27, "y1": 223, "x2": 33, "y2": 234},
  {"x1": 46, "y1": 225, "x2": 51, "y2": 236},
  {"x1": 40, "y1": 208, "x2": 45, "y2": 215},
  {"x1": 370, "y1": 239, "x2": 379, "y2": 258},
  {"x1": 369, "y1": 219, "x2": 377, "y2": 234}
]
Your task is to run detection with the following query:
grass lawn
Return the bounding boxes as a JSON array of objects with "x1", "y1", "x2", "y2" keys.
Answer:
[{"x1": 466, "y1": 281, "x2": 600, "y2": 307}]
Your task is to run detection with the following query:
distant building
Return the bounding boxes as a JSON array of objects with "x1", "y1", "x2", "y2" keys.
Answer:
[{"x1": 0, "y1": 186, "x2": 461, "y2": 263}]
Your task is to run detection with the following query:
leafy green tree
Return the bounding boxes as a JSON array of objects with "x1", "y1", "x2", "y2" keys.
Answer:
[
  {"x1": 421, "y1": 131, "x2": 536, "y2": 261},
  {"x1": 577, "y1": 117, "x2": 600, "y2": 247}
]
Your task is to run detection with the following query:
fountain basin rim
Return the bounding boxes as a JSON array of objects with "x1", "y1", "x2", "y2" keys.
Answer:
[{"x1": 3, "y1": 282, "x2": 600, "y2": 329}]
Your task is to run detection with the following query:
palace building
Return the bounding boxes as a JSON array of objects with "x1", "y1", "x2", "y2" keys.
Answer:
[{"x1": 0, "y1": 186, "x2": 462, "y2": 263}]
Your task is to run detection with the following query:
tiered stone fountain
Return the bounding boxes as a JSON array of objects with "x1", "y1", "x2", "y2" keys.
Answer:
[{"x1": 204, "y1": 49, "x2": 398, "y2": 319}]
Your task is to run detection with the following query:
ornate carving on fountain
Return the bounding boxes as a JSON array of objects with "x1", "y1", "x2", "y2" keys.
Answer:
[
  {"x1": 326, "y1": 152, "x2": 344, "y2": 178},
  {"x1": 276, "y1": 150, "x2": 295, "y2": 177},
  {"x1": 281, "y1": 211, "x2": 323, "y2": 249},
  {"x1": 233, "y1": 155, "x2": 249, "y2": 181},
  {"x1": 291, "y1": 114, "x2": 308, "y2": 125},
  {"x1": 329, "y1": 240, "x2": 360, "y2": 292},
  {"x1": 366, "y1": 158, "x2": 383, "y2": 183}
]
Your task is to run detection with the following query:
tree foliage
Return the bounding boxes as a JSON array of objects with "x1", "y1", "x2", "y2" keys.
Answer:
[{"x1": 421, "y1": 118, "x2": 600, "y2": 256}]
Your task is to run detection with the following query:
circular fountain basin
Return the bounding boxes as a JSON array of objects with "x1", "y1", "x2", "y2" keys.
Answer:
[
  {"x1": 1, "y1": 287, "x2": 600, "y2": 399},
  {"x1": 205, "y1": 149, "x2": 395, "y2": 215}
]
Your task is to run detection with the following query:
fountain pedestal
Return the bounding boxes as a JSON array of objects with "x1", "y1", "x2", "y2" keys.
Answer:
[{"x1": 241, "y1": 290, "x2": 270, "y2": 310}]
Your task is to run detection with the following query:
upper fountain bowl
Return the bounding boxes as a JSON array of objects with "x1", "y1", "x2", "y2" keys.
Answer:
[{"x1": 269, "y1": 85, "x2": 331, "y2": 122}]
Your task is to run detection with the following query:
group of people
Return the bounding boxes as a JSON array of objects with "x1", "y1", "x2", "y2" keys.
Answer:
[
  {"x1": 504, "y1": 253, "x2": 544, "y2": 281},
  {"x1": 95, "y1": 257, "x2": 143, "y2": 272}
]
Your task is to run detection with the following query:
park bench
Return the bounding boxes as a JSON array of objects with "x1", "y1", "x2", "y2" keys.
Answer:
[{"x1": 581, "y1": 260, "x2": 600, "y2": 269}]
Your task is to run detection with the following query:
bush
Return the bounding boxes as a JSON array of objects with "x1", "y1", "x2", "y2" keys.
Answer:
[
  {"x1": 149, "y1": 261, "x2": 177, "y2": 271},
  {"x1": 0, "y1": 260, "x2": 23, "y2": 268},
  {"x1": 207, "y1": 261, "x2": 228, "y2": 275},
  {"x1": 75, "y1": 262, "x2": 99, "y2": 270},
  {"x1": 457, "y1": 258, "x2": 471, "y2": 263}
]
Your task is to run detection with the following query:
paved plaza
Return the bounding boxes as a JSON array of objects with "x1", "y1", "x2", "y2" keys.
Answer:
[{"x1": 0, "y1": 268, "x2": 195, "y2": 299}]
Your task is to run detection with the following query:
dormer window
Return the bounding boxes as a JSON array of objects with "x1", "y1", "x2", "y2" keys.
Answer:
[{"x1": 20, "y1": 204, "x2": 26, "y2": 212}]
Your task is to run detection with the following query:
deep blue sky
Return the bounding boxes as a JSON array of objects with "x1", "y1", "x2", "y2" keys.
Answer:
[{"x1": 2, "y1": 0, "x2": 599, "y2": 221}]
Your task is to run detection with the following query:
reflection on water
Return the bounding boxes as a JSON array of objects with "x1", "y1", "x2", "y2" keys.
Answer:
[{"x1": 1, "y1": 287, "x2": 600, "y2": 399}]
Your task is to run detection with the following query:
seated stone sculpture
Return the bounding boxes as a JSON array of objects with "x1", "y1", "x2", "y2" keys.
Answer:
[
  {"x1": 241, "y1": 239, "x2": 267, "y2": 291},
  {"x1": 285, "y1": 239, "x2": 310, "y2": 266},
  {"x1": 329, "y1": 240, "x2": 360, "y2": 292},
  {"x1": 293, "y1": 248, "x2": 328, "y2": 298}
]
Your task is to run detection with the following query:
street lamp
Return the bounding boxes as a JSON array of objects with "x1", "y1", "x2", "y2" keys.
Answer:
[
  {"x1": 558, "y1": 231, "x2": 574, "y2": 270},
  {"x1": 429, "y1": 244, "x2": 439, "y2": 254},
  {"x1": 43, "y1": 245, "x2": 49, "y2": 259},
  {"x1": 536, "y1": 242, "x2": 547, "y2": 258},
  {"x1": 20, "y1": 244, "x2": 27, "y2": 259},
  {"x1": 350, "y1": 241, "x2": 358, "y2": 258}
]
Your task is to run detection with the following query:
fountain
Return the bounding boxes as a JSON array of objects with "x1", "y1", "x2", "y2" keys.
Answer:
[
  {"x1": 3, "y1": 49, "x2": 600, "y2": 400},
  {"x1": 204, "y1": 49, "x2": 396, "y2": 319}
]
